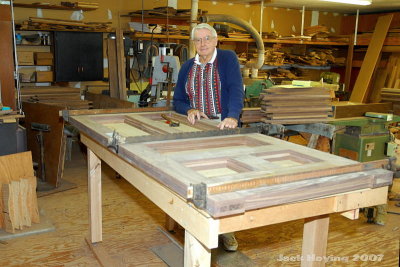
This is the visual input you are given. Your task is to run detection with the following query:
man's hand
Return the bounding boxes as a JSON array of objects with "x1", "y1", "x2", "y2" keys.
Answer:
[
  {"x1": 217, "y1": 117, "x2": 238, "y2": 130},
  {"x1": 187, "y1": 109, "x2": 208, "y2": 124}
]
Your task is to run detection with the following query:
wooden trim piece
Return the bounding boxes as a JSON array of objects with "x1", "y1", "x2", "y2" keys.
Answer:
[
  {"x1": 184, "y1": 230, "x2": 211, "y2": 267},
  {"x1": 350, "y1": 14, "x2": 394, "y2": 103},
  {"x1": 106, "y1": 38, "x2": 119, "y2": 99},
  {"x1": 81, "y1": 134, "x2": 220, "y2": 249},
  {"x1": 85, "y1": 237, "x2": 124, "y2": 267},
  {"x1": 344, "y1": 34, "x2": 354, "y2": 92},
  {"x1": 115, "y1": 29, "x2": 127, "y2": 100},
  {"x1": 218, "y1": 186, "x2": 388, "y2": 234},
  {"x1": 63, "y1": 107, "x2": 171, "y2": 119},
  {"x1": 301, "y1": 215, "x2": 330, "y2": 267},
  {"x1": 88, "y1": 148, "x2": 102, "y2": 243}
]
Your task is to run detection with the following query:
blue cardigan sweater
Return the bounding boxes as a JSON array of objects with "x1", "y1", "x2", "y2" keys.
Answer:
[{"x1": 173, "y1": 49, "x2": 244, "y2": 121}]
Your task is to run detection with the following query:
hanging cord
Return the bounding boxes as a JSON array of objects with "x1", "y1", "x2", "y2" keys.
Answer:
[
  {"x1": 166, "y1": 5, "x2": 170, "y2": 43},
  {"x1": 10, "y1": 0, "x2": 23, "y2": 114}
]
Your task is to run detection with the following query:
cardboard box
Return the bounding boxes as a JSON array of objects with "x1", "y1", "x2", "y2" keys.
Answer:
[
  {"x1": 17, "y1": 51, "x2": 34, "y2": 65},
  {"x1": 35, "y1": 71, "x2": 53, "y2": 82},
  {"x1": 34, "y1": 52, "x2": 53, "y2": 66}
]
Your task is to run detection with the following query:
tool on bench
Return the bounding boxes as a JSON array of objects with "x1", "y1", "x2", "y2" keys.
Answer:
[
  {"x1": 31, "y1": 122, "x2": 54, "y2": 191},
  {"x1": 161, "y1": 113, "x2": 180, "y2": 127},
  {"x1": 107, "y1": 130, "x2": 120, "y2": 153}
]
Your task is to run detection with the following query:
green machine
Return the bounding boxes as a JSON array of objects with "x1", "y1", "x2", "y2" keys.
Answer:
[
  {"x1": 331, "y1": 113, "x2": 400, "y2": 162},
  {"x1": 244, "y1": 78, "x2": 274, "y2": 107}
]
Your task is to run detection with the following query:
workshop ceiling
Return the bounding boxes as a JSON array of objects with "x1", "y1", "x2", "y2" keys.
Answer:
[{"x1": 202, "y1": 0, "x2": 400, "y2": 13}]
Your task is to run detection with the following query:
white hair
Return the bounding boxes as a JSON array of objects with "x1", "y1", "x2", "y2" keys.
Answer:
[{"x1": 191, "y1": 23, "x2": 218, "y2": 40}]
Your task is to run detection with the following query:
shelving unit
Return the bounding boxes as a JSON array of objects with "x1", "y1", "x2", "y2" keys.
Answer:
[{"x1": 13, "y1": 3, "x2": 97, "y2": 12}]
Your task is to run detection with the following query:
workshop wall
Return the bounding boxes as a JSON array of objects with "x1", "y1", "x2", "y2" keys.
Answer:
[{"x1": 13, "y1": 0, "x2": 343, "y2": 36}]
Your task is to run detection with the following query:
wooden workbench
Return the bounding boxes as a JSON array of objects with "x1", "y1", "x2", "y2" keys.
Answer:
[{"x1": 69, "y1": 110, "x2": 392, "y2": 267}]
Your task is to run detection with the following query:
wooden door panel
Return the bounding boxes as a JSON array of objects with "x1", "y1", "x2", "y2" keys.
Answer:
[
  {"x1": 69, "y1": 112, "x2": 219, "y2": 145},
  {"x1": 119, "y1": 133, "x2": 364, "y2": 198}
]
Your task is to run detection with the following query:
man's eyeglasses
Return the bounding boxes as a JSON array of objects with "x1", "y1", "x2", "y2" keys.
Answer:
[{"x1": 192, "y1": 36, "x2": 215, "y2": 44}]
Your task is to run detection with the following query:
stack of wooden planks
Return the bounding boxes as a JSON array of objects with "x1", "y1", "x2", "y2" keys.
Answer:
[
  {"x1": 18, "y1": 17, "x2": 112, "y2": 32},
  {"x1": 241, "y1": 107, "x2": 263, "y2": 124},
  {"x1": 21, "y1": 86, "x2": 92, "y2": 110},
  {"x1": 0, "y1": 152, "x2": 40, "y2": 233},
  {"x1": 260, "y1": 86, "x2": 332, "y2": 124}
]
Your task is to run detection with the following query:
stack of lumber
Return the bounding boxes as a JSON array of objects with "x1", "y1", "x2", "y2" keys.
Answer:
[
  {"x1": 75, "y1": 1, "x2": 99, "y2": 9},
  {"x1": 260, "y1": 86, "x2": 332, "y2": 124},
  {"x1": 127, "y1": 7, "x2": 206, "y2": 18},
  {"x1": 227, "y1": 31, "x2": 251, "y2": 39},
  {"x1": 0, "y1": 152, "x2": 39, "y2": 233},
  {"x1": 259, "y1": 44, "x2": 345, "y2": 67},
  {"x1": 21, "y1": 86, "x2": 92, "y2": 110},
  {"x1": 18, "y1": 17, "x2": 112, "y2": 32},
  {"x1": 241, "y1": 107, "x2": 263, "y2": 124}
]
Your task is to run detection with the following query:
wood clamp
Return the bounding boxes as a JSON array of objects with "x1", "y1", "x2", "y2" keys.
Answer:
[
  {"x1": 161, "y1": 113, "x2": 180, "y2": 127},
  {"x1": 107, "y1": 130, "x2": 120, "y2": 153}
]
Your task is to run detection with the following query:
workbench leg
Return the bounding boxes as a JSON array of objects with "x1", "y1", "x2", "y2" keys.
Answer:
[
  {"x1": 88, "y1": 148, "x2": 102, "y2": 243},
  {"x1": 301, "y1": 214, "x2": 330, "y2": 267},
  {"x1": 184, "y1": 230, "x2": 211, "y2": 267}
]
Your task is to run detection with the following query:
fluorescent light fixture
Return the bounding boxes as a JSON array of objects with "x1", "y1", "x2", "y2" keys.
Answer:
[{"x1": 321, "y1": 0, "x2": 372, "y2": 5}]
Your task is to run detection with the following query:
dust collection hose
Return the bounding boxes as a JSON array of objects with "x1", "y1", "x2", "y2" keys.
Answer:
[{"x1": 200, "y1": 14, "x2": 265, "y2": 70}]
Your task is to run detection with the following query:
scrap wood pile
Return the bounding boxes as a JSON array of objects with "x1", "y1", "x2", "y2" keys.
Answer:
[
  {"x1": 21, "y1": 86, "x2": 93, "y2": 110},
  {"x1": 260, "y1": 85, "x2": 332, "y2": 124},
  {"x1": 0, "y1": 152, "x2": 39, "y2": 233},
  {"x1": 18, "y1": 17, "x2": 112, "y2": 32},
  {"x1": 271, "y1": 44, "x2": 344, "y2": 66},
  {"x1": 248, "y1": 44, "x2": 346, "y2": 67}
]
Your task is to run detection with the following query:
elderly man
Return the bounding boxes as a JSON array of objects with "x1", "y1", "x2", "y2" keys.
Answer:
[
  {"x1": 173, "y1": 23, "x2": 244, "y2": 130},
  {"x1": 173, "y1": 23, "x2": 244, "y2": 251}
]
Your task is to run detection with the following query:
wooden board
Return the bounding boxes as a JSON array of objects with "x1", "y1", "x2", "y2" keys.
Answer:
[
  {"x1": 332, "y1": 101, "x2": 392, "y2": 118},
  {"x1": 22, "y1": 102, "x2": 65, "y2": 187},
  {"x1": 0, "y1": 5, "x2": 16, "y2": 109},
  {"x1": 349, "y1": 14, "x2": 394, "y2": 103}
]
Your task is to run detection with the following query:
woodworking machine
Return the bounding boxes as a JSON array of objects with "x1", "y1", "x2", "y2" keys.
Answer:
[
  {"x1": 332, "y1": 113, "x2": 400, "y2": 162},
  {"x1": 150, "y1": 45, "x2": 180, "y2": 106}
]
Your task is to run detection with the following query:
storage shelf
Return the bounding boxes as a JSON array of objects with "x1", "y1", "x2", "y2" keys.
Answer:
[
  {"x1": 13, "y1": 3, "x2": 97, "y2": 11},
  {"x1": 131, "y1": 32, "x2": 349, "y2": 46},
  {"x1": 17, "y1": 44, "x2": 51, "y2": 46}
]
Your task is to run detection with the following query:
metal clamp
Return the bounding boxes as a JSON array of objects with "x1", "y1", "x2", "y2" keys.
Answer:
[
  {"x1": 107, "y1": 130, "x2": 120, "y2": 153},
  {"x1": 191, "y1": 183, "x2": 207, "y2": 209}
]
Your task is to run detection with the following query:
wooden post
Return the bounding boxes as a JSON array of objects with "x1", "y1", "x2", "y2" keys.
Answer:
[
  {"x1": 88, "y1": 148, "x2": 102, "y2": 243},
  {"x1": 301, "y1": 214, "x2": 330, "y2": 267},
  {"x1": 184, "y1": 230, "x2": 211, "y2": 267}
]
